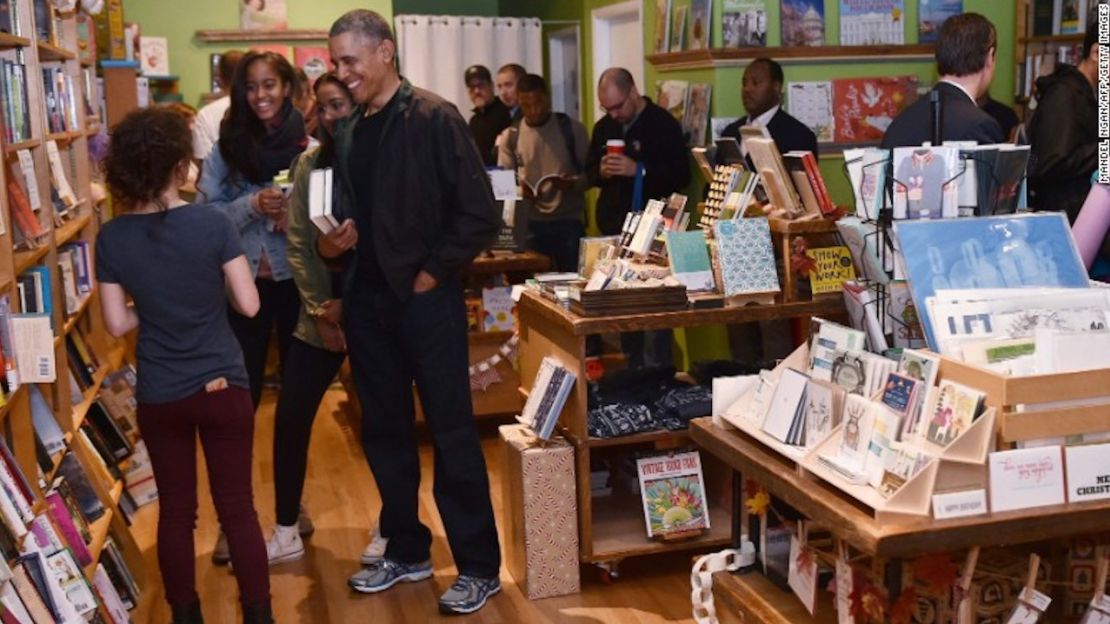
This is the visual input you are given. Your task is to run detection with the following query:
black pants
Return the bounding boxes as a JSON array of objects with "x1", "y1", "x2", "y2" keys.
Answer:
[
  {"x1": 344, "y1": 279, "x2": 500, "y2": 578},
  {"x1": 528, "y1": 218, "x2": 585, "y2": 273},
  {"x1": 228, "y1": 277, "x2": 301, "y2": 408},
  {"x1": 272, "y1": 337, "x2": 346, "y2": 526}
]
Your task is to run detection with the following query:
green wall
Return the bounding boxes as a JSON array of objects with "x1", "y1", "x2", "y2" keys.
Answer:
[
  {"x1": 124, "y1": 0, "x2": 393, "y2": 107},
  {"x1": 395, "y1": 0, "x2": 500, "y2": 15}
]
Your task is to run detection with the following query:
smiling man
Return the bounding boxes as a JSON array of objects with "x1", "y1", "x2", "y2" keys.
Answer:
[{"x1": 321, "y1": 9, "x2": 502, "y2": 616}]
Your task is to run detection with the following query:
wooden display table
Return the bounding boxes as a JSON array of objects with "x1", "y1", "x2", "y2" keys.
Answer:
[
  {"x1": 712, "y1": 570, "x2": 835, "y2": 624},
  {"x1": 690, "y1": 416, "x2": 1110, "y2": 620},
  {"x1": 517, "y1": 291, "x2": 846, "y2": 572}
]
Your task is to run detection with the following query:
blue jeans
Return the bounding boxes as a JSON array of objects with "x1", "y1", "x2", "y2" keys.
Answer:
[{"x1": 528, "y1": 218, "x2": 585, "y2": 273}]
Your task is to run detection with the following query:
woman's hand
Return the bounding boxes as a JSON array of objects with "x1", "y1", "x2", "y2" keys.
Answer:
[{"x1": 254, "y1": 187, "x2": 286, "y2": 220}]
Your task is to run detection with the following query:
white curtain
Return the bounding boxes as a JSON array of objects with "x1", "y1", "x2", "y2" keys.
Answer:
[{"x1": 395, "y1": 15, "x2": 544, "y2": 115}]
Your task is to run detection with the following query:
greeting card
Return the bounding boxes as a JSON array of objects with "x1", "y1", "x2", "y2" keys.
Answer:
[
  {"x1": 989, "y1": 446, "x2": 1066, "y2": 513},
  {"x1": 788, "y1": 534, "x2": 819, "y2": 614}
]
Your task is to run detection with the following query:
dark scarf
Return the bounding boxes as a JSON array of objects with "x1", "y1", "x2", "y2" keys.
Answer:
[{"x1": 252, "y1": 100, "x2": 307, "y2": 184}]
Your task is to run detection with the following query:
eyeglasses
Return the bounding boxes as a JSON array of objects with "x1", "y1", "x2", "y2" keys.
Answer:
[{"x1": 601, "y1": 94, "x2": 629, "y2": 114}]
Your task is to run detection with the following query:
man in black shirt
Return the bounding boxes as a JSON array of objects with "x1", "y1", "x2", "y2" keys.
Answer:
[
  {"x1": 324, "y1": 10, "x2": 502, "y2": 615},
  {"x1": 720, "y1": 58, "x2": 818, "y2": 160},
  {"x1": 586, "y1": 67, "x2": 690, "y2": 235},
  {"x1": 464, "y1": 64, "x2": 511, "y2": 166}
]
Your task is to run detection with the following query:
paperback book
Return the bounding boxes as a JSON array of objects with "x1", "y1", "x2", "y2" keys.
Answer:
[
  {"x1": 839, "y1": 0, "x2": 904, "y2": 45},
  {"x1": 919, "y1": 0, "x2": 962, "y2": 43},
  {"x1": 713, "y1": 218, "x2": 780, "y2": 297},
  {"x1": 636, "y1": 451, "x2": 709, "y2": 538},
  {"x1": 653, "y1": 0, "x2": 672, "y2": 54},
  {"x1": 688, "y1": 0, "x2": 712, "y2": 50},
  {"x1": 786, "y1": 81, "x2": 833, "y2": 143},
  {"x1": 722, "y1": 0, "x2": 767, "y2": 47},
  {"x1": 781, "y1": 0, "x2": 826, "y2": 46},
  {"x1": 519, "y1": 357, "x2": 576, "y2": 441},
  {"x1": 832, "y1": 76, "x2": 918, "y2": 144}
]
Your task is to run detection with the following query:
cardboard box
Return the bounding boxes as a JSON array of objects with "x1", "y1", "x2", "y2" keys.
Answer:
[{"x1": 500, "y1": 424, "x2": 579, "y2": 599}]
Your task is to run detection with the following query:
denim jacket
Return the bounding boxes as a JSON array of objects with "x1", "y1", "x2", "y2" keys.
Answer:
[{"x1": 198, "y1": 143, "x2": 294, "y2": 281}]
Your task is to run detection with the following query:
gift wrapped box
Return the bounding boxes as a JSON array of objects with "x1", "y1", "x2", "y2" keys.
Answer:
[{"x1": 500, "y1": 424, "x2": 579, "y2": 599}]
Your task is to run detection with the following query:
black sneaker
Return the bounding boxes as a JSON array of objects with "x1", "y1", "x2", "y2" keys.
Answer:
[{"x1": 438, "y1": 575, "x2": 501, "y2": 615}]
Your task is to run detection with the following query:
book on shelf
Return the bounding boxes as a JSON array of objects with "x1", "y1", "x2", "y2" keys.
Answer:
[
  {"x1": 636, "y1": 450, "x2": 709, "y2": 538},
  {"x1": 518, "y1": 356, "x2": 575, "y2": 441},
  {"x1": 10, "y1": 558, "x2": 58, "y2": 624},
  {"x1": 682, "y1": 83, "x2": 712, "y2": 147},
  {"x1": 782, "y1": 151, "x2": 834, "y2": 218},
  {"x1": 0, "y1": 577, "x2": 35, "y2": 624},
  {"x1": 56, "y1": 453, "x2": 105, "y2": 523},
  {"x1": 804, "y1": 246, "x2": 857, "y2": 295},
  {"x1": 745, "y1": 137, "x2": 802, "y2": 218},
  {"x1": 293, "y1": 46, "x2": 329, "y2": 85},
  {"x1": 665, "y1": 230, "x2": 715, "y2": 293},
  {"x1": 30, "y1": 0, "x2": 54, "y2": 44},
  {"x1": 831, "y1": 76, "x2": 918, "y2": 144},
  {"x1": 839, "y1": 0, "x2": 904, "y2": 45},
  {"x1": 722, "y1": 0, "x2": 767, "y2": 47},
  {"x1": 44, "y1": 488, "x2": 94, "y2": 566},
  {"x1": 785, "y1": 81, "x2": 833, "y2": 143},
  {"x1": 101, "y1": 538, "x2": 140, "y2": 608},
  {"x1": 919, "y1": 0, "x2": 962, "y2": 43},
  {"x1": 45, "y1": 140, "x2": 77, "y2": 210},
  {"x1": 0, "y1": 59, "x2": 32, "y2": 144},
  {"x1": 47, "y1": 548, "x2": 99, "y2": 620},
  {"x1": 687, "y1": 0, "x2": 711, "y2": 51},
  {"x1": 656, "y1": 80, "x2": 689, "y2": 125},
  {"x1": 781, "y1": 0, "x2": 826, "y2": 46},
  {"x1": 99, "y1": 365, "x2": 139, "y2": 444},
  {"x1": 12, "y1": 314, "x2": 54, "y2": 383},
  {"x1": 480, "y1": 286, "x2": 514, "y2": 333},
  {"x1": 670, "y1": 5, "x2": 687, "y2": 52},
  {"x1": 20, "y1": 549, "x2": 86, "y2": 623},
  {"x1": 713, "y1": 218, "x2": 780, "y2": 297},
  {"x1": 139, "y1": 35, "x2": 170, "y2": 76},
  {"x1": 123, "y1": 440, "x2": 157, "y2": 507},
  {"x1": 93, "y1": 563, "x2": 131, "y2": 624},
  {"x1": 78, "y1": 422, "x2": 122, "y2": 483},
  {"x1": 86, "y1": 401, "x2": 133, "y2": 461},
  {"x1": 25, "y1": 512, "x2": 66, "y2": 558}
]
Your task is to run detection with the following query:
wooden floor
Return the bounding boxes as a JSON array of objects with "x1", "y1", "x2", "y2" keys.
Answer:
[{"x1": 131, "y1": 388, "x2": 703, "y2": 623}]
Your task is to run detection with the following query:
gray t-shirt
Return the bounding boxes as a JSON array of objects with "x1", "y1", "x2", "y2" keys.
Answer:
[{"x1": 95, "y1": 204, "x2": 249, "y2": 403}]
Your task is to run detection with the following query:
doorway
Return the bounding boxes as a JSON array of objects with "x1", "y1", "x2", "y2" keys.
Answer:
[
  {"x1": 548, "y1": 26, "x2": 581, "y2": 121},
  {"x1": 591, "y1": 0, "x2": 643, "y2": 122}
]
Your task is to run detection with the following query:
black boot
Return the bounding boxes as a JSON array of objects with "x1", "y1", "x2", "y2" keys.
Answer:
[
  {"x1": 170, "y1": 602, "x2": 204, "y2": 624},
  {"x1": 242, "y1": 602, "x2": 273, "y2": 624}
]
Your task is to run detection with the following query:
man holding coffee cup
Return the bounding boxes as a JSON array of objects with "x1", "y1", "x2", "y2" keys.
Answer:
[{"x1": 586, "y1": 67, "x2": 690, "y2": 236}]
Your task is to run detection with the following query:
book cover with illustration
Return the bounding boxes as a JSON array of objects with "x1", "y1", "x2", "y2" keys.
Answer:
[
  {"x1": 919, "y1": 0, "x2": 962, "y2": 43},
  {"x1": 839, "y1": 0, "x2": 904, "y2": 46},
  {"x1": 781, "y1": 0, "x2": 825, "y2": 47},
  {"x1": 831, "y1": 76, "x2": 917, "y2": 144},
  {"x1": 293, "y1": 47, "x2": 330, "y2": 86},
  {"x1": 722, "y1": 0, "x2": 767, "y2": 47},
  {"x1": 653, "y1": 0, "x2": 672, "y2": 54},
  {"x1": 241, "y1": 0, "x2": 287, "y2": 30},
  {"x1": 636, "y1": 451, "x2": 709, "y2": 538},
  {"x1": 481, "y1": 286, "x2": 515, "y2": 333},
  {"x1": 656, "y1": 79, "x2": 689, "y2": 124},
  {"x1": 670, "y1": 5, "x2": 688, "y2": 52},
  {"x1": 688, "y1": 0, "x2": 712, "y2": 50},
  {"x1": 805, "y1": 246, "x2": 856, "y2": 295},
  {"x1": 683, "y1": 83, "x2": 712, "y2": 146}
]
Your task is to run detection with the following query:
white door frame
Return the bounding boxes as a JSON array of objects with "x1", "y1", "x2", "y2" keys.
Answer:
[
  {"x1": 548, "y1": 25, "x2": 582, "y2": 121},
  {"x1": 591, "y1": 0, "x2": 643, "y2": 121}
]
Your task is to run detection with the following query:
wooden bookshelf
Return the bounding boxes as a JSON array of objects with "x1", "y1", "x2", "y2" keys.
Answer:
[
  {"x1": 647, "y1": 44, "x2": 935, "y2": 71},
  {"x1": 0, "y1": 0, "x2": 145, "y2": 611}
]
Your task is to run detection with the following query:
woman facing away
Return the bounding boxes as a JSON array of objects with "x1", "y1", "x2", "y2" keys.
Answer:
[
  {"x1": 265, "y1": 72, "x2": 387, "y2": 565},
  {"x1": 199, "y1": 50, "x2": 312, "y2": 564},
  {"x1": 96, "y1": 107, "x2": 271, "y2": 624}
]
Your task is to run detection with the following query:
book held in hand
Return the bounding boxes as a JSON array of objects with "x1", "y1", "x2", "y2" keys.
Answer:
[
  {"x1": 636, "y1": 450, "x2": 709, "y2": 538},
  {"x1": 308, "y1": 167, "x2": 337, "y2": 234}
]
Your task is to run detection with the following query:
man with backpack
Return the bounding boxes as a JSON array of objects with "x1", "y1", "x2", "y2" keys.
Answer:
[{"x1": 497, "y1": 73, "x2": 589, "y2": 272}]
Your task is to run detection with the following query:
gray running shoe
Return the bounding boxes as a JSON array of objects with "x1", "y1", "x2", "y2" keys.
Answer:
[
  {"x1": 347, "y1": 558, "x2": 432, "y2": 594},
  {"x1": 438, "y1": 575, "x2": 501, "y2": 615}
]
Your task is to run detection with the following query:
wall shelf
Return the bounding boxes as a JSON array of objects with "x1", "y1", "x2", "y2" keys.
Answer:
[
  {"x1": 194, "y1": 29, "x2": 328, "y2": 43},
  {"x1": 0, "y1": 33, "x2": 31, "y2": 50},
  {"x1": 1018, "y1": 33, "x2": 1085, "y2": 44},
  {"x1": 37, "y1": 41, "x2": 77, "y2": 61},
  {"x1": 647, "y1": 44, "x2": 935, "y2": 71}
]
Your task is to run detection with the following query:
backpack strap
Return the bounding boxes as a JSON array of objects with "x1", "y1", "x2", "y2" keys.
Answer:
[{"x1": 554, "y1": 112, "x2": 583, "y2": 173}]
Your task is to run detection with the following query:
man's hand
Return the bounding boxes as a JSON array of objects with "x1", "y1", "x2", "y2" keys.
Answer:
[
  {"x1": 318, "y1": 219, "x2": 358, "y2": 259},
  {"x1": 519, "y1": 183, "x2": 535, "y2": 201},
  {"x1": 600, "y1": 153, "x2": 637, "y2": 178},
  {"x1": 555, "y1": 174, "x2": 578, "y2": 190},
  {"x1": 315, "y1": 318, "x2": 347, "y2": 352},
  {"x1": 413, "y1": 269, "x2": 438, "y2": 294},
  {"x1": 255, "y1": 187, "x2": 286, "y2": 220}
]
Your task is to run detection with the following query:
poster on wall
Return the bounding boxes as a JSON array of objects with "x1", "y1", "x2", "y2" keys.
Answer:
[
  {"x1": 919, "y1": 0, "x2": 962, "y2": 43},
  {"x1": 781, "y1": 0, "x2": 825, "y2": 47},
  {"x1": 831, "y1": 76, "x2": 918, "y2": 144},
  {"x1": 240, "y1": 0, "x2": 288, "y2": 31},
  {"x1": 839, "y1": 0, "x2": 905, "y2": 46},
  {"x1": 722, "y1": 0, "x2": 767, "y2": 47},
  {"x1": 294, "y1": 47, "x2": 331, "y2": 86}
]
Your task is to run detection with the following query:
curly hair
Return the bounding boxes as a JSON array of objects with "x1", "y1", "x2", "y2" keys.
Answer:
[
  {"x1": 218, "y1": 50, "x2": 296, "y2": 183},
  {"x1": 102, "y1": 108, "x2": 192, "y2": 212}
]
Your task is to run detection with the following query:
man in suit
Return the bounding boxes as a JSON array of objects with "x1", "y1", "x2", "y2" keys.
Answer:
[
  {"x1": 881, "y1": 13, "x2": 1004, "y2": 149},
  {"x1": 721, "y1": 57, "x2": 818, "y2": 160}
]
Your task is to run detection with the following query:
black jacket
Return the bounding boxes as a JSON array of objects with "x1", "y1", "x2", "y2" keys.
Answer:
[
  {"x1": 333, "y1": 80, "x2": 500, "y2": 302},
  {"x1": 880, "y1": 82, "x2": 1004, "y2": 149},
  {"x1": 586, "y1": 99, "x2": 691, "y2": 235},
  {"x1": 721, "y1": 107, "x2": 819, "y2": 160},
  {"x1": 468, "y1": 97, "x2": 511, "y2": 166},
  {"x1": 1028, "y1": 64, "x2": 1097, "y2": 221}
]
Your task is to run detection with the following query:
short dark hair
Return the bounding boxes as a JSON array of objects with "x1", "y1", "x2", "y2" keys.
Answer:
[
  {"x1": 598, "y1": 67, "x2": 635, "y2": 92},
  {"x1": 498, "y1": 63, "x2": 526, "y2": 80},
  {"x1": 464, "y1": 65, "x2": 493, "y2": 86},
  {"x1": 218, "y1": 50, "x2": 244, "y2": 90},
  {"x1": 1083, "y1": 20, "x2": 1098, "y2": 59},
  {"x1": 330, "y1": 9, "x2": 394, "y2": 44},
  {"x1": 103, "y1": 108, "x2": 192, "y2": 212},
  {"x1": 935, "y1": 13, "x2": 996, "y2": 77},
  {"x1": 516, "y1": 73, "x2": 548, "y2": 96},
  {"x1": 748, "y1": 58, "x2": 784, "y2": 85}
]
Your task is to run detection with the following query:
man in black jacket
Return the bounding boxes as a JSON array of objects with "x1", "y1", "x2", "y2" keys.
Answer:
[
  {"x1": 1028, "y1": 22, "x2": 1099, "y2": 221},
  {"x1": 881, "y1": 13, "x2": 1004, "y2": 149},
  {"x1": 721, "y1": 58, "x2": 818, "y2": 160},
  {"x1": 323, "y1": 10, "x2": 502, "y2": 615},
  {"x1": 465, "y1": 64, "x2": 511, "y2": 166},
  {"x1": 587, "y1": 67, "x2": 691, "y2": 235}
]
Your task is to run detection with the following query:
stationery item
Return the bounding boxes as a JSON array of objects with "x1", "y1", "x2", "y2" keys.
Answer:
[
  {"x1": 687, "y1": 0, "x2": 712, "y2": 50},
  {"x1": 762, "y1": 368, "x2": 809, "y2": 444},
  {"x1": 713, "y1": 218, "x2": 780, "y2": 297},
  {"x1": 835, "y1": 557, "x2": 855, "y2": 624},
  {"x1": 722, "y1": 0, "x2": 767, "y2": 47},
  {"x1": 823, "y1": 394, "x2": 877, "y2": 476},
  {"x1": 864, "y1": 406, "x2": 902, "y2": 488},
  {"x1": 923, "y1": 380, "x2": 984, "y2": 447},
  {"x1": 807, "y1": 318, "x2": 866, "y2": 382},
  {"x1": 836, "y1": 216, "x2": 889, "y2": 284},
  {"x1": 682, "y1": 83, "x2": 712, "y2": 146},
  {"x1": 989, "y1": 446, "x2": 1066, "y2": 513},
  {"x1": 1065, "y1": 443, "x2": 1110, "y2": 503},
  {"x1": 665, "y1": 230, "x2": 715, "y2": 292},
  {"x1": 787, "y1": 531, "x2": 819, "y2": 614},
  {"x1": 880, "y1": 372, "x2": 920, "y2": 419},
  {"x1": 843, "y1": 148, "x2": 889, "y2": 220},
  {"x1": 879, "y1": 446, "x2": 933, "y2": 497},
  {"x1": 919, "y1": 0, "x2": 963, "y2": 43},
  {"x1": 653, "y1": 0, "x2": 672, "y2": 54},
  {"x1": 842, "y1": 281, "x2": 889, "y2": 353},
  {"x1": 840, "y1": 0, "x2": 905, "y2": 45},
  {"x1": 832, "y1": 76, "x2": 918, "y2": 144},
  {"x1": 785, "y1": 82, "x2": 833, "y2": 143},
  {"x1": 519, "y1": 357, "x2": 576, "y2": 441},
  {"x1": 803, "y1": 379, "x2": 843, "y2": 448},
  {"x1": 893, "y1": 213, "x2": 1089, "y2": 348},
  {"x1": 781, "y1": 0, "x2": 826, "y2": 46},
  {"x1": 891, "y1": 145, "x2": 960, "y2": 220},
  {"x1": 636, "y1": 451, "x2": 709, "y2": 538},
  {"x1": 931, "y1": 488, "x2": 988, "y2": 519}
]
